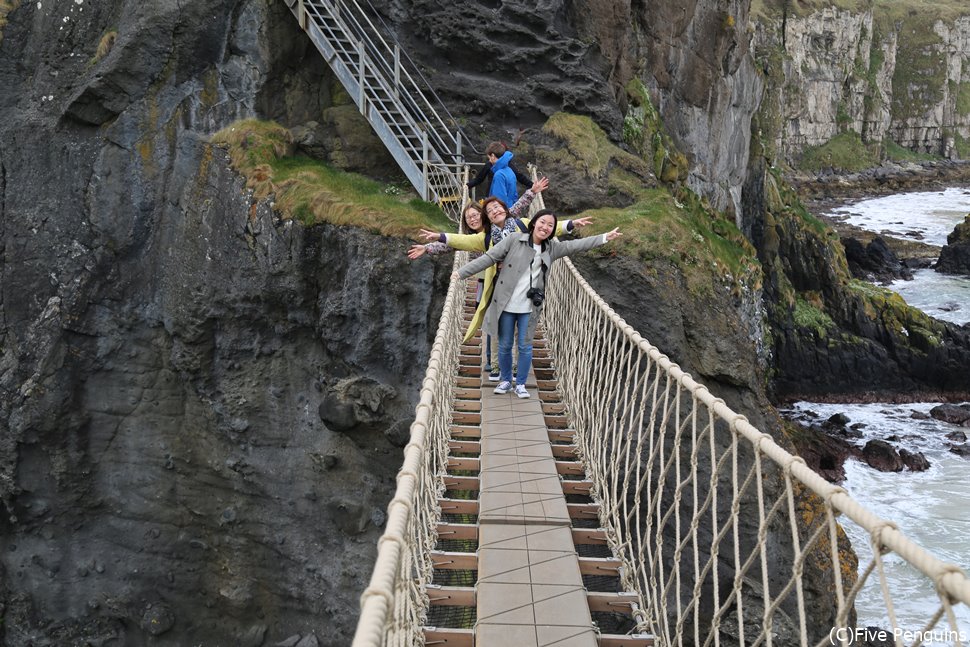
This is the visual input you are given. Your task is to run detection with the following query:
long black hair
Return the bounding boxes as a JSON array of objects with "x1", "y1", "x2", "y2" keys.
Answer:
[{"x1": 527, "y1": 209, "x2": 558, "y2": 249}]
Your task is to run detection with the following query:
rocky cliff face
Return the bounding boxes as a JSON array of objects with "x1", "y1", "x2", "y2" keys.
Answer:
[
  {"x1": 378, "y1": 0, "x2": 762, "y2": 218},
  {"x1": 754, "y1": 6, "x2": 970, "y2": 162},
  {"x1": 0, "y1": 1, "x2": 447, "y2": 645}
]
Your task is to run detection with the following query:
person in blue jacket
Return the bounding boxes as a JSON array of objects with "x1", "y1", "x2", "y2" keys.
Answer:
[
  {"x1": 489, "y1": 150, "x2": 518, "y2": 208},
  {"x1": 467, "y1": 141, "x2": 532, "y2": 195}
]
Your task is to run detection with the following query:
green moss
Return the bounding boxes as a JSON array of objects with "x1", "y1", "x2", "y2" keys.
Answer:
[
  {"x1": 846, "y1": 279, "x2": 946, "y2": 350},
  {"x1": 955, "y1": 133, "x2": 970, "y2": 159},
  {"x1": 753, "y1": 0, "x2": 970, "y2": 21},
  {"x1": 543, "y1": 112, "x2": 649, "y2": 180},
  {"x1": 768, "y1": 167, "x2": 832, "y2": 238},
  {"x1": 889, "y1": 16, "x2": 948, "y2": 121},
  {"x1": 956, "y1": 81, "x2": 970, "y2": 117},
  {"x1": 883, "y1": 138, "x2": 939, "y2": 162},
  {"x1": 797, "y1": 132, "x2": 881, "y2": 173},
  {"x1": 793, "y1": 295, "x2": 836, "y2": 337},
  {"x1": 623, "y1": 79, "x2": 688, "y2": 184},
  {"x1": 210, "y1": 119, "x2": 451, "y2": 236}
]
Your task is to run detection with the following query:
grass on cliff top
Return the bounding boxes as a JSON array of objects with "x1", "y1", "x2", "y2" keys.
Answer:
[
  {"x1": 578, "y1": 187, "x2": 760, "y2": 291},
  {"x1": 211, "y1": 119, "x2": 756, "y2": 292},
  {"x1": 211, "y1": 120, "x2": 451, "y2": 236},
  {"x1": 751, "y1": 0, "x2": 970, "y2": 21}
]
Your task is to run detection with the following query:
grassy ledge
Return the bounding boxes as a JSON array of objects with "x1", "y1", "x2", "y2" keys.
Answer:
[
  {"x1": 578, "y1": 187, "x2": 761, "y2": 296},
  {"x1": 211, "y1": 118, "x2": 762, "y2": 299},
  {"x1": 210, "y1": 119, "x2": 451, "y2": 237}
]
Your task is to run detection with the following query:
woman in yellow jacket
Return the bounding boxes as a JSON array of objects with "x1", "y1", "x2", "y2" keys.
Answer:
[
  {"x1": 416, "y1": 184, "x2": 592, "y2": 347},
  {"x1": 454, "y1": 210, "x2": 621, "y2": 397}
]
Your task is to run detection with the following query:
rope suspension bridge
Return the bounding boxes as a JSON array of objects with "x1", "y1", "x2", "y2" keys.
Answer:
[{"x1": 281, "y1": 1, "x2": 970, "y2": 644}]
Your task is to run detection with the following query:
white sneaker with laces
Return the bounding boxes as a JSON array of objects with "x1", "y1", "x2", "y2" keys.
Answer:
[
  {"x1": 514, "y1": 384, "x2": 530, "y2": 399},
  {"x1": 494, "y1": 381, "x2": 513, "y2": 395}
]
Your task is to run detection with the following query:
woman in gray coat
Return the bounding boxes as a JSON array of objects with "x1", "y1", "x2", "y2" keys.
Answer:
[{"x1": 455, "y1": 209, "x2": 622, "y2": 398}]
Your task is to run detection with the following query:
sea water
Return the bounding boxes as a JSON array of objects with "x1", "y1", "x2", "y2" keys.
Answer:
[
  {"x1": 790, "y1": 188, "x2": 970, "y2": 641},
  {"x1": 825, "y1": 186, "x2": 970, "y2": 246},
  {"x1": 825, "y1": 187, "x2": 970, "y2": 326},
  {"x1": 784, "y1": 402, "x2": 970, "y2": 641}
]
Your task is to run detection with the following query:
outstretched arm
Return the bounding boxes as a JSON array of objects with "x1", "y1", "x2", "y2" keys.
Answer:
[
  {"x1": 417, "y1": 228, "x2": 487, "y2": 252},
  {"x1": 550, "y1": 228, "x2": 622, "y2": 260},
  {"x1": 407, "y1": 242, "x2": 452, "y2": 260}
]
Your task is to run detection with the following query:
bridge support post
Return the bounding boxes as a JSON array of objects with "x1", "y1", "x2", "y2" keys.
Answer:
[
  {"x1": 297, "y1": 0, "x2": 307, "y2": 30},
  {"x1": 357, "y1": 41, "x2": 366, "y2": 109},
  {"x1": 422, "y1": 130, "x2": 430, "y2": 201}
]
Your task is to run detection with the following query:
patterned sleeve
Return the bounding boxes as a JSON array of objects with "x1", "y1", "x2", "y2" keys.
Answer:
[
  {"x1": 424, "y1": 241, "x2": 452, "y2": 256},
  {"x1": 508, "y1": 189, "x2": 536, "y2": 217}
]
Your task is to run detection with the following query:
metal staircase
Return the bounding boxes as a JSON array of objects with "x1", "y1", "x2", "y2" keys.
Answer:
[{"x1": 283, "y1": 0, "x2": 473, "y2": 220}]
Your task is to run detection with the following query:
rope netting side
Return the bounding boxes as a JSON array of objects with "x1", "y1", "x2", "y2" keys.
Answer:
[
  {"x1": 543, "y1": 257, "x2": 970, "y2": 646},
  {"x1": 352, "y1": 252, "x2": 468, "y2": 647}
]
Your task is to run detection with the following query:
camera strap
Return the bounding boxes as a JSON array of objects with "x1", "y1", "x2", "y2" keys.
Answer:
[{"x1": 529, "y1": 245, "x2": 548, "y2": 291}]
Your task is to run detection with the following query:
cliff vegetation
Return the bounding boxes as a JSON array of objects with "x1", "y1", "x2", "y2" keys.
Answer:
[{"x1": 211, "y1": 120, "x2": 450, "y2": 235}]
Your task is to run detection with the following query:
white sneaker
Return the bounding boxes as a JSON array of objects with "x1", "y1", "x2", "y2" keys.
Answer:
[
  {"x1": 494, "y1": 381, "x2": 513, "y2": 395},
  {"x1": 514, "y1": 384, "x2": 530, "y2": 399}
]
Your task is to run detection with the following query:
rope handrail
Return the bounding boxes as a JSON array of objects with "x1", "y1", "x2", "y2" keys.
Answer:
[
  {"x1": 542, "y1": 255, "x2": 970, "y2": 645},
  {"x1": 351, "y1": 251, "x2": 468, "y2": 647},
  {"x1": 351, "y1": 163, "x2": 969, "y2": 645}
]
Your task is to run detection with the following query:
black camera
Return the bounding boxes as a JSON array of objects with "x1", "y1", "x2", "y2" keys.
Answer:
[{"x1": 526, "y1": 288, "x2": 545, "y2": 307}]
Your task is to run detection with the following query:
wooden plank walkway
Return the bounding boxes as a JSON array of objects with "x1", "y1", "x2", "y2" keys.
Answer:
[
  {"x1": 476, "y1": 368, "x2": 597, "y2": 646},
  {"x1": 426, "y1": 282, "x2": 651, "y2": 646}
]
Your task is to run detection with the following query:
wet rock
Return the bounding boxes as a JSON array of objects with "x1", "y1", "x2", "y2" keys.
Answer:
[
  {"x1": 841, "y1": 236, "x2": 912, "y2": 284},
  {"x1": 909, "y1": 410, "x2": 930, "y2": 420},
  {"x1": 140, "y1": 604, "x2": 175, "y2": 636},
  {"x1": 945, "y1": 431, "x2": 968, "y2": 442},
  {"x1": 861, "y1": 440, "x2": 904, "y2": 472},
  {"x1": 929, "y1": 404, "x2": 970, "y2": 427},
  {"x1": 898, "y1": 448, "x2": 930, "y2": 472},
  {"x1": 949, "y1": 444, "x2": 970, "y2": 458},
  {"x1": 787, "y1": 421, "x2": 857, "y2": 483},
  {"x1": 825, "y1": 413, "x2": 850, "y2": 427},
  {"x1": 936, "y1": 215, "x2": 970, "y2": 275}
]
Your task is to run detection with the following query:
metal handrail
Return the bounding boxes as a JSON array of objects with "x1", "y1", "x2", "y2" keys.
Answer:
[
  {"x1": 314, "y1": 0, "x2": 468, "y2": 162},
  {"x1": 294, "y1": 0, "x2": 469, "y2": 213},
  {"x1": 358, "y1": 0, "x2": 482, "y2": 157}
]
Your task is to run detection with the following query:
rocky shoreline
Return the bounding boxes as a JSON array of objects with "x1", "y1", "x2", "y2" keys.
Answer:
[
  {"x1": 791, "y1": 159, "x2": 970, "y2": 206},
  {"x1": 780, "y1": 162, "x2": 970, "y2": 483},
  {"x1": 786, "y1": 404, "x2": 970, "y2": 484}
]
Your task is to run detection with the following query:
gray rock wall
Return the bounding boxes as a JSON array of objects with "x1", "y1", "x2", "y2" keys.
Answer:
[
  {"x1": 754, "y1": 8, "x2": 970, "y2": 162},
  {"x1": 0, "y1": 1, "x2": 446, "y2": 644}
]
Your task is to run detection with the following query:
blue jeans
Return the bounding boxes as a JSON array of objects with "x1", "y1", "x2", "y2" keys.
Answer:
[{"x1": 498, "y1": 310, "x2": 531, "y2": 385}]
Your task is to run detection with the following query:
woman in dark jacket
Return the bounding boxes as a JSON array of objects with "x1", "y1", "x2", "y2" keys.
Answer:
[{"x1": 455, "y1": 209, "x2": 621, "y2": 398}]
